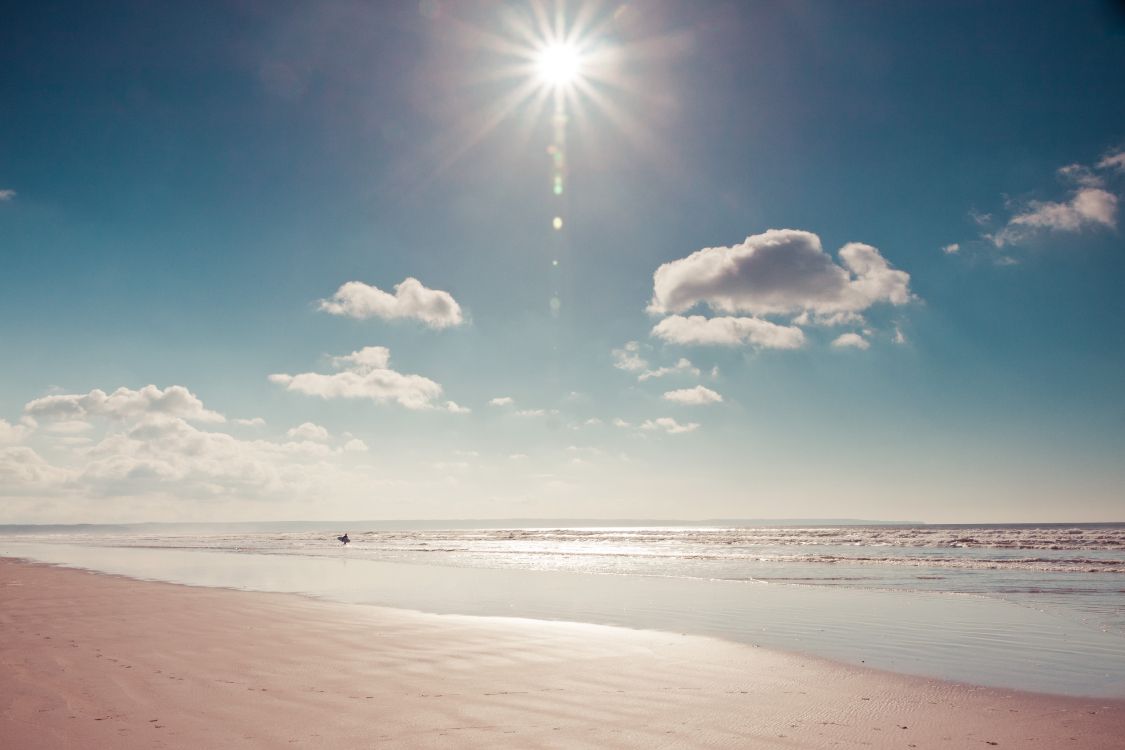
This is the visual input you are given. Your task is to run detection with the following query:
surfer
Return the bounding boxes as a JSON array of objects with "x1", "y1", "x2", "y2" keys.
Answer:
[{"x1": 338, "y1": 533, "x2": 350, "y2": 545}]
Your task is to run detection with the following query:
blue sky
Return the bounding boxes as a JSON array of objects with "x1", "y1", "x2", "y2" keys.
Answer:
[{"x1": 1, "y1": 0, "x2": 1123, "y2": 522}]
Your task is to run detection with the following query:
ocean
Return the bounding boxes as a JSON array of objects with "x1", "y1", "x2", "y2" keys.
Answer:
[{"x1": 2, "y1": 522, "x2": 1122, "y2": 698}]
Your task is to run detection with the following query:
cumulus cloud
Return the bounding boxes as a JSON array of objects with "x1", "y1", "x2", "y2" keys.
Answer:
[
  {"x1": 652, "y1": 315, "x2": 806, "y2": 348},
  {"x1": 489, "y1": 396, "x2": 514, "y2": 407},
  {"x1": 649, "y1": 229, "x2": 912, "y2": 317},
  {"x1": 638, "y1": 358, "x2": 701, "y2": 381},
  {"x1": 72, "y1": 416, "x2": 346, "y2": 498},
  {"x1": 1058, "y1": 164, "x2": 1103, "y2": 188},
  {"x1": 233, "y1": 417, "x2": 266, "y2": 427},
  {"x1": 270, "y1": 346, "x2": 460, "y2": 411},
  {"x1": 318, "y1": 277, "x2": 463, "y2": 328},
  {"x1": 24, "y1": 385, "x2": 225, "y2": 424},
  {"x1": 639, "y1": 417, "x2": 699, "y2": 434},
  {"x1": 832, "y1": 332, "x2": 870, "y2": 350},
  {"x1": 791, "y1": 310, "x2": 866, "y2": 327},
  {"x1": 515, "y1": 408, "x2": 556, "y2": 417},
  {"x1": 0, "y1": 386, "x2": 386, "y2": 511},
  {"x1": 942, "y1": 243, "x2": 960, "y2": 255},
  {"x1": 662, "y1": 386, "x2": 723, "y2": 405},
  {"x1": 990, "y1": 188, "x2": 1117, "y2": 247},
  {"x1": 45, "y1": 420, "x2": 94, "y2": 435},
  {"x1": 286, "y1": 422, "x2": 330, "y2": 441},
  {"x1": 612, "y1": 341, "x2": 648, "y2": 372},
  {"x1": 0, "y1": 446, "x2": 69, "y2": 493},
  {"x1": 1096, "y1": 150, "x2": 1125, "y2": 172},
  {"x1": 0, "y1": 189, "x2": 15, "y2": 201},
  {"x1": 0, "y1": 418, "x2": 32, "y2": 444},
  {"x1": 615, "y1": 341, "x2": 704, "y2": 380},
  {"x1": 979, "y1": 151, "x2": 1124, "y2": 249}
]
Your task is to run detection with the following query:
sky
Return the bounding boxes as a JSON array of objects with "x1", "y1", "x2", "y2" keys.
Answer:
[{"x1": 1, "y1": 0, "x2": 1124, "y2": 524}]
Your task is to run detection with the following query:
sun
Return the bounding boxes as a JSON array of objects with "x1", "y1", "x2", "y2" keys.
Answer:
[{"x1": 536, "y1": 43, "x2": 583, "y2": 87}]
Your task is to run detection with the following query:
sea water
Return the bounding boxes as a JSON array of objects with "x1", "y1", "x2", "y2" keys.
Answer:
[{"x1": 2, "y1": 522, "x2": 1122, "y2": 697}]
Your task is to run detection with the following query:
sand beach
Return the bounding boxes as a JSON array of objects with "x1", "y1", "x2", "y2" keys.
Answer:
[{"x1": 2, "y1": 557, "x2": 1122, "y2": 749}]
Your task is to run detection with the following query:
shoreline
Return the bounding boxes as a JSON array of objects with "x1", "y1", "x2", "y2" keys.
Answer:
[
  {"x1": 4, "y1": 539, "x2": 1123, "y2": 699},
  {"x1": 2, "y1": 557, "x2": 1123, "y2": 748}
]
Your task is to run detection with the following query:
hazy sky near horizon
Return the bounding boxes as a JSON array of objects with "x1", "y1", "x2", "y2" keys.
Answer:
[{"x1": 2, "y1": 1, "x2": 1124, "y2": 523}]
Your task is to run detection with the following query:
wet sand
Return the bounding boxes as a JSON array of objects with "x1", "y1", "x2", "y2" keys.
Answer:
[{"x1": 1, "y1": 557, "x2": 1121, "y2": 749}]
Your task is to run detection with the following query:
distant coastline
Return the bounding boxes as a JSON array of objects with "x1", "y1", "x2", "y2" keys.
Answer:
[{"x1": 6, "y1": 518, "x2": 1125, "y2": 534}]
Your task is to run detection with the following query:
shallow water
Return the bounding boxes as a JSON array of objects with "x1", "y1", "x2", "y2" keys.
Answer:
[{"x1": 2, "y1": 532, "x2": 1123, "y2": 698}]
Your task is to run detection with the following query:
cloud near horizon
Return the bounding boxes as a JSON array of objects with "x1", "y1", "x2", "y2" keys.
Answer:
[
  {"x1": 270, "y1": 346, "x2": 464, "y2": 412},
  {"x1": 318, "y1": 277, "x2": 463, "y2": 328},
  {"x1": 1, "y1": 386, "x2": 377, "y2": 509},
  {"x1": 24, "y1": 385, "x2": 226, "y2": 424}
]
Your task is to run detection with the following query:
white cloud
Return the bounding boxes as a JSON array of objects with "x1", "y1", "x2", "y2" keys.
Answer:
[
  {"x1": 662, "y1": 386, "x2": 723, "y2": 405},
  {"x1": 639, "y1": 417, "x2": 699, "y2": 434},
  {"x1": 612, "y1": 418, "x2": 631, "y2": 428},
  {"x1": 0, "y1": 446, "x2": 68, "y2": 493},
  {"x1": 0, "y1": 418, "x2": 32, "y2": 445},
  {"x1": 234, "y1": 417, "x2": 266, "y2": 427},
  {"x1": 489, "y1": 396, "x2": 514, "y2": 407},
  {"x1": 649, "y1": 229, "x2": 912, "y2": 316},
  {"x1": 508, "y1": 453, "x2": 528, "y2": 460},
  {"x1": 1096, "y1": 150, "x2": 1125, "y2": 172},
  {"x1": 832, "y1": 332, "x2": 870, "y2": 350},
  {"x1": 651, "y1": 315, "x2": 806, "y2": 349},
  {"x1": 638, "y1": 358, "x2": 701, "y2": 381},
  {"x1": 318, "y1": 277, "x2": 463, "y2": 328},
  {"x1": 791, "y1": 310, "x2": 865, "y2": 327},
  {"x1": 270, "y1": 346, "x2": 458, "y2": 411},
  {"x1": 45, "y1": 420, "x2": 94, "y2": 435},
  {"x1": 893, "y1": 326, "x2": 907, "y2": 345},
  {"x1": 24, "y1": 385, "x2": 225, "y2": 424},
  {"x1": 515, "y1": 408, "x2": 556, "y2": 417},
  {"x1": 969, "y1": 209, "x2": 993, "y2": 226},
  {"x1": 990, "y1": 188, "x2": 1117, "y2": 247},
  {"x1": 330, "y1": 346, "x2": 392, "y2": 372},
  {"x1": 445, "y1": 401, "x2": 471, "y2": 414},
  {"x1": 1058, "y1": 164, "x2": 1103, "y2": 188},
  {"x1": 286, "y1": 422, "x2": 330, "y2": 441},
  {"x1": 71, "y1": 416, "x2": 346, "y2": 498},
  {"x1": 0, "y1": 189, "x2": 15, "y2": 201},
  {"x1": 0, "y1": 386, "x2": 390, "y2": 512},
  {"x1": 611, "y1": 341, "x2": 648, "y2": 372},
  {"x1": 942, "y1": 243, "x2": 960, "y2": 255},
  {"x1": 616, "y1": 340, "x2": 702, "y2": 380}
]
